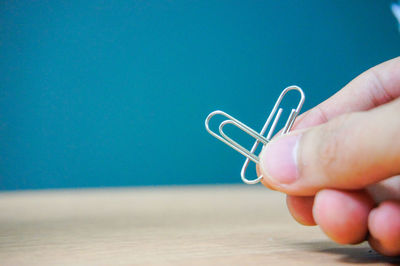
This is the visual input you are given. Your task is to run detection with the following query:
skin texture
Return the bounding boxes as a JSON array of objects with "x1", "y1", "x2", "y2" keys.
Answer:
[{"x1": 259, "y1": 57, "x2": 400, "y2": 256}]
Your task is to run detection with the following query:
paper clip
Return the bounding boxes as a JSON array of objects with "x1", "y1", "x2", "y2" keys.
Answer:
[{"x1": 205, "y1": 85, "x2": 305, "y2": 184}]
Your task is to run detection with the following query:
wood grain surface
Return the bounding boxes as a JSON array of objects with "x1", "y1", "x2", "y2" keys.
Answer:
[{"x1": 0, "y1": 185, "x2": 399, "y2": 265}]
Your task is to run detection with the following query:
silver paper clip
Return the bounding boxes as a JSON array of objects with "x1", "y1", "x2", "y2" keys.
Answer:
[{"x1": 205, "y1": 85, "x2": 305, "y2": 184}]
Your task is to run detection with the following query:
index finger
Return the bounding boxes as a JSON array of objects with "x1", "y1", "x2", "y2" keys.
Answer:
[{"x1": 292, "y1": 56, "x2": 400, "y2": 130}]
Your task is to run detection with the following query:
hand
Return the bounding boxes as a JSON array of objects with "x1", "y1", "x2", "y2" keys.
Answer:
[{"x1": 259, "y1": 57, "x2": 400, "y2": 256}]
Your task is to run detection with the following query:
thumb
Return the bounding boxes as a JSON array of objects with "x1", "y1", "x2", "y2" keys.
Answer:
[{"x1": 259, "y1": 98, "x2": 400, "y2": 196}]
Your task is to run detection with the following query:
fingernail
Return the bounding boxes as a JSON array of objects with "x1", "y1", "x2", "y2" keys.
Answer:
[{"x1": 260, "y1": 134, "x2": 301, "y2": 184}]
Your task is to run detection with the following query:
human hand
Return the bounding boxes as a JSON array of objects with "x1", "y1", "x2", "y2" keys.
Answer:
[{"x1": 259, "y1": 57, "x2": 400, "y2": 256}]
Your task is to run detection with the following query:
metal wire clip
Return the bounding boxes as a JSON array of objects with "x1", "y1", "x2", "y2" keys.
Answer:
[{"x1": 205, "y1": 85, "x2": 305, "y2": 184}]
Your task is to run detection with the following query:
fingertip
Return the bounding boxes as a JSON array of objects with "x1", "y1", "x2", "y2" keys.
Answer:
[
  {"x1": 368, "y1": 200, "x2": 400, "y2": 256},
  {"x1": 286, "y1": 195, "x2": 316, "y2": 226},
  {"x1": 259, "y1": 134, "x2": 301, "y2": 185},
  {"x1": 313, "y1": 189, "x2": 374, "y2": 244},
  {"x1": 257, "y1": 164, "x2": 276, "y2": 190}
]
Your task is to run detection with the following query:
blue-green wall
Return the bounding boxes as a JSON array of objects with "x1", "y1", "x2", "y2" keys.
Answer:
[{"x1": 1, "y1": 1, "x2": 399, "y2": 190}]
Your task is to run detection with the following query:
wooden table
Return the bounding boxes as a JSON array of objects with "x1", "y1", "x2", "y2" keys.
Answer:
[{"x1": 0, "y1": 185, "x2": 398, "y2": 265}]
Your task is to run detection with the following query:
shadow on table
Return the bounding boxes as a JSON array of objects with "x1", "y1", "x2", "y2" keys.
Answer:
[{"x1": 296, "y1": 241, "x2": 400, "y2": 265}]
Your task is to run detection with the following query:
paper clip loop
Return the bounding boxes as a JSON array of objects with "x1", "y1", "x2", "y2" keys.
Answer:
[{"x1": 205, "y1": 85, "x2": 305, "y2": 184}]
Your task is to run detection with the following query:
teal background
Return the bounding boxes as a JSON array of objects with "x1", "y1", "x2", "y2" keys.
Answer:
[{"x1": 0, "y1": 1, "x2": 399, "y2": 190}]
